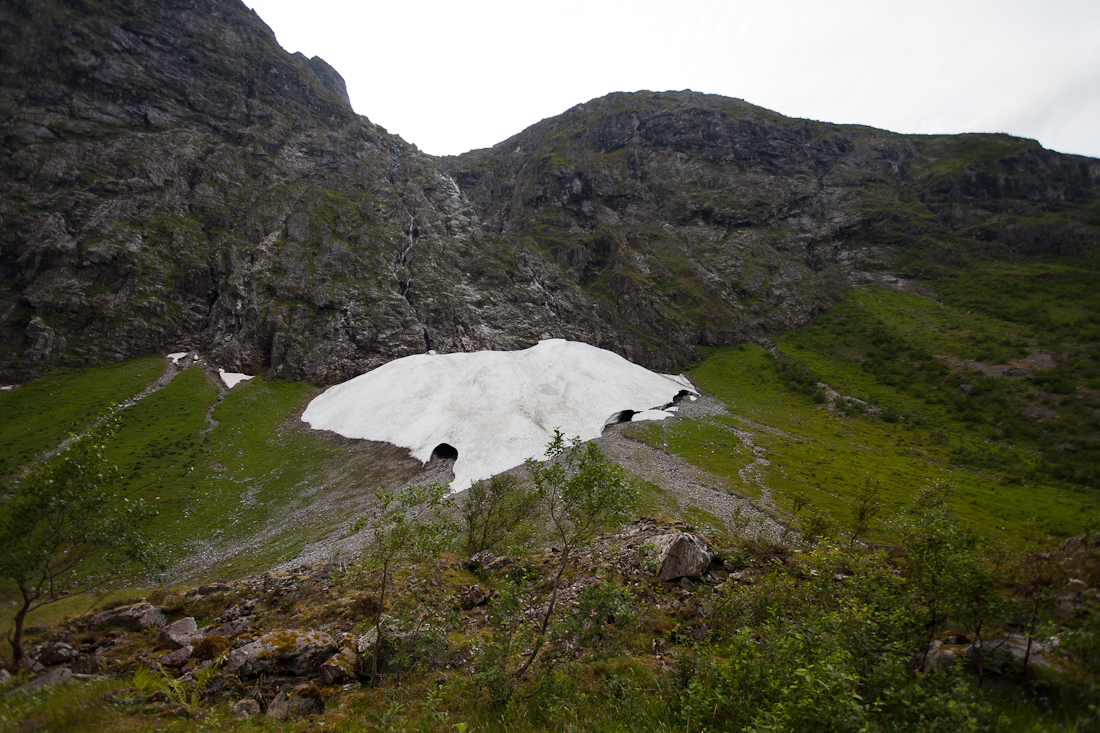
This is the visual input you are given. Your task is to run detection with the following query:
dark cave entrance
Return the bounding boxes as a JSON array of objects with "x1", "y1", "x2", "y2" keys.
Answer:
[
  {"x1": 431, "y1": 442, "x2": 458, "y2": 461},
  {"x1": 602, "y1": 410, "x2": 637, "y2": 430}
]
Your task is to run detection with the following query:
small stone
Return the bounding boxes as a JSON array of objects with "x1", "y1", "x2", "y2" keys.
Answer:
[
  {"x1": 266, "y1": 691, "x2": 290, "y2": 720},
  {"x1": 231, "y1": 698, "x2": 261, "y2": 719},
  {"x1": 158, "y1": 645, "x2": 193, "y2": 668}
]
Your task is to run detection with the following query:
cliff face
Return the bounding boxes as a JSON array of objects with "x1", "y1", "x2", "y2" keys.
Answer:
[{"x1": 2, "y1": 0, "x2": 1098, "y2": 384}]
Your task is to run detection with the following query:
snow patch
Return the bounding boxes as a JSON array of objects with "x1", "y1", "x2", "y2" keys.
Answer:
[
  {"x1": 167, "y1": 352, "x2": 188, "y2": 364},
  {"x1": 631, "y1": 409, "x2": 673, "y2": 422},
  {"x1": 301, "y1": 339, "x2": 696, "y2": 491},
  {"x1": 218, "y1": 369, "x2": 254, "y2": 389}
]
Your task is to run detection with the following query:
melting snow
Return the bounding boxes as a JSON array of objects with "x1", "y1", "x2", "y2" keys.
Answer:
[
  {"x1": 301, "y1": 339, "x2": 695, "y2": 491},
  {"x1": 219, "y1": 368, "x2": 254, "y2": 389},
  {"x1": 167, "y1": 352, "x2": 188, "y2": 364}
]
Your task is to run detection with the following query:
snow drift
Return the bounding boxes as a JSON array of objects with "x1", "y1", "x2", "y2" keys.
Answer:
[{"x1": 301, "y1": 339, "x2": 695, "y2": 491}]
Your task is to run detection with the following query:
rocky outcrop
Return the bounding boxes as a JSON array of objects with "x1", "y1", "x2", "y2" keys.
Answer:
[
  {"x1": 1, "y1": 0, "x2": 1097, "y2": 384},
  {"x1": 650, "y1": 533, "x2": 714, "y2": 581},
  {"x1": 225, "y1": 629, "x2": 337, "y2": 677}
]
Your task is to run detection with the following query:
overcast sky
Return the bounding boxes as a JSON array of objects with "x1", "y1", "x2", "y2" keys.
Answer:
[{"x1": 245, "y1": 0, "x2": 1100, "y2": 160}]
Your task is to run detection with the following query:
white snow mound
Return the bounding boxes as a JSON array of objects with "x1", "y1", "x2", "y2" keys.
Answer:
[
  {"x1": 219, "y1": 368, "x2": 254, "y2": 389},
  {"x1": 301, "y1": 339, "x2": 696, "y2": 492}
]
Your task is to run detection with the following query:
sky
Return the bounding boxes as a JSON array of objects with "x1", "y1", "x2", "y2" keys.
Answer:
[{"x1": 245, "y1": 0, "x2": 1100, "y2": 159}]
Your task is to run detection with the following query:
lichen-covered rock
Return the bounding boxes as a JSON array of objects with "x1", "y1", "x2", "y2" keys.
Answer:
[
  {"x1": 650, "y1": 533, "x2": 713, "y2": 581},
  {"x1": 232, "y1": 698, "x2": 261, "y2": 719},
  {"x1": 319, "y1": 647, "x2": 359, "y2": 685},
  {"x1": 287, "y1": 684, "x2": 325, "y2": 718},
  {"x1": 192, "y1": 635, "x2": 232, "y2": 661},
  {"x1": 91, "y1": 603, "x2": 166, "y2": 632},
  {"x1": 226, "y1": 629, "x2": 337, "y2": 677}
]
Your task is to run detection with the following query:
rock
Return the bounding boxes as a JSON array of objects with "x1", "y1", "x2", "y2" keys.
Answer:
[
  {"x1": 208, "y1": 618, "x2": 250, "y2": 638},
  {"x1": 287, "y1": 684, "x2": 325, "y2": 718},
  {"x1": 159, "y1": 618, "x2": 200, "y2": 649},
  {"x1": 32, "y1": 642, "x2": 80, "y2": 666},
  {"x1": 319, "y1": 647, "x2": 359, "y2": 685},
  {"x1": 186, "y1": 583, "x2": 232, "y2": 597},
  {"x1": 157, "y1": 645, "x2": 193, "y2": 668},
  {"x1": 91, "y1": 603, "x2": 166, "y2": 632},
  {"x1": 231, "y1": 698, "x2": 261, "y2": 719},
  {"x1": 192, "y1": 635, "x2": 232, "y2": 661},
  {"x1": 15, "y1": 667, "x2": 72, "y2": 694},
  {"x1": 72, "y1": 648, "x2": 105, "y2": 674},
  {"x1": 456, "y1": 584, "x2": 490, "y2": 611},
  {"x1": 266, "y1": 691, "x2": 290, "y2": 720},
  {"x1": 459, "y1": 550, "x2": 496, "y2": 570},
  {"x1": 225, "y1": 629, "x2": 337, "y2": 677},
  {"x1": 650, "y1": 533, "x2": 713, "y2": 581}
]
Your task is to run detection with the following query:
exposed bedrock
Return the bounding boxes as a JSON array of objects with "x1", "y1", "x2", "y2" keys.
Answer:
[{"x1": 1, "y1": 0, "x2": 1097, "y2": 384}]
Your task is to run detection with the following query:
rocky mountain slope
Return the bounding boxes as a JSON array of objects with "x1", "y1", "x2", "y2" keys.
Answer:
[{"x1": 3, "y1": 0, "x2": 1099, "y2": 385}]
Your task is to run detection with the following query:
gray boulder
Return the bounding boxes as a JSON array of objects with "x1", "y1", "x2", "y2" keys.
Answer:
[
  {"x1": 225, "y1": 629, "x2": 337, "y2": 677},
  {"x1": 159, "y1": 617, "x2": 200, "y2": 649},
  {"x1": 650, "y1": 533, "x2": 713, "y2": 581},
  {"x1": 91, "y1": 603, "x2": 166, "y2": 632}
]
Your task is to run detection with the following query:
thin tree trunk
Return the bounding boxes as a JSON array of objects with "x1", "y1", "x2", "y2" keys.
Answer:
[
  {"x1": 372, "y1": 563, "x2": 389, "y2": 681},
  {"x1": 514, "y1": 545, "x2": 570, "y2": 677},
  {"x1": 10, "y1": 586, "x2": 31, "y2": 667}
]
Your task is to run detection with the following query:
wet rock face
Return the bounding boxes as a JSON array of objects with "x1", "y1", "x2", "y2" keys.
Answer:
[{"x1": 1, "y1": 2, "x2": 1097, "y2": 383}]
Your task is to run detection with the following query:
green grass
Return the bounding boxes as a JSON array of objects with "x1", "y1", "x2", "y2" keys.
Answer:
[
  {"x1": 95, "y1": 367, "x2": 426, "y2": 577},
  {"x1": 631, "y1": 340, "x2": 1098, "y2": 546},
  {"x1": 0, "y1": 356, "x2": 163, "y2": 477}
]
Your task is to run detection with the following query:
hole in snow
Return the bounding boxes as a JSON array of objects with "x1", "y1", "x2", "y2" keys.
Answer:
[
  {"x1": 672, "y1": 390, "x2": 696, "y2": 403},
  {"x1": 431, "y1": 443, "x2": 458, "y2": 461},
  {"x1": 603, "y1": 410, "x2": 637, "y2": 428}
]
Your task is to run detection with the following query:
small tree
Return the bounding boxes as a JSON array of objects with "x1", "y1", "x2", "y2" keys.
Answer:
[
  {"x1": 460, "y1": 473, "x2": 538, "y2": 555},
  {"x1": 0, "y1": 419, "x2": 162, "y2": 666},
  {"x1": 847, "y1": 477, "x2": 883, "y2": 548},
  {"x1": 357, "y1": 482, "x2": 455, "y2": 680},
  {"x1": 514, "y1": 430, "x2": 636, "y2": 676}
]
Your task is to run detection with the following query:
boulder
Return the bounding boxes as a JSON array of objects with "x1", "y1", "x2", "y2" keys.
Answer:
[
  {"x1": 266, "y1": 691, "x2": 290, "y2": 720},
  {"x1": 32, "y1": 642, "x2": 80, "y2": 666},
  {"x1": 15, "y1": 667, "x2": 71, "y2": 694},
  {"x1": 91, "y1": 603, "x2": 166, "y2": 632},
  {"x1": 287, "y1": 684, "x2": 325, "y2": 718},
  {"x1": 232, "y1": 698, "x2": 261, "y2": 719},
  {"x1": 319, "y1": 647, "x2": 359, "y2": 685},
  {"x1": 192, "y1": 635, "x2": 232, "y2": 661},
  {"x1": 456, "y1": 584, "x2": 490, "y2": 611},
  {"x1": 157, "y1": 645, "x2": 193, "y2": 668},
  {"x1": 650, "y1": 533, "x2": 713, "y2": 581},
  {"x1": 159, "y1": 617, "x2": 199, "y2": 649},
  {"x1": 225, "y1": 629, "x2": 337, "y2": 677}
]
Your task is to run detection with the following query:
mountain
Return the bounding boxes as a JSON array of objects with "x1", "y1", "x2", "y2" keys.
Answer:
[{"x1": 2, "y1": 0, "x2": 1099, "y2": 386}]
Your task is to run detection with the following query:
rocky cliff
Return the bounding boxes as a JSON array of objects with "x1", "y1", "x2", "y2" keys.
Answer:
[{"x1": 3, "y1": 0, "x2": 1098, "y2": 384}]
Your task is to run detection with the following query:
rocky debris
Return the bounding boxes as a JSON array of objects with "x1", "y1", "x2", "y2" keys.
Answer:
[
  {"x1": 225, "y1": 630, "x2": 337, "y2": 677},
  {"x1": 186, "y1": 584, "x2": 233, "y2": 598},
  {"x1": 650, "y1": 533, "x2": 714, "y2": 582},
  {"x1": 459, "y1": 550, "x2": 512, "y2": 573},
  {"x1": 31, "y1": 642, "x2": 80, "y2": 666},
  {"x1": 231, "y1": 698, "x2": 261, "y2": 719},
  {"x1": 90, "y1": 603, "x2": 166, "y2": 632},
  {"x1": 159, "y1": 617, "x2": 200, "y2": 649},
  {"x1": 456, "y1": 584, "x2": 491, "y2": 611}
]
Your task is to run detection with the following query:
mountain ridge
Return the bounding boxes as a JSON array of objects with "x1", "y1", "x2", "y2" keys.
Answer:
[{"x1": 2, "y1": 0, "x2": 1098, "y2": 386}]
